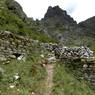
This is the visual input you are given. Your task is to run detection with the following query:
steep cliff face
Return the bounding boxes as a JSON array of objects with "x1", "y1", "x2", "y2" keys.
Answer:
[
  {"x1": 38, "y1": 6, "x2": 95, "y2": 47},
  {"x1": 40, "y1": 6, "x2": 79, "y2": 45}
]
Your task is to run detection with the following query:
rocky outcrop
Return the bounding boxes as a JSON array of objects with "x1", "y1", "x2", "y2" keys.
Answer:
[
  {"x1": 40, "y1": 6, "x2": 80, "y2": 45},
  {"x1": 44, "y1": 6, "x2": 76, "y2": 26},
  {"x1": 39, "y1": 6, "x2": 95, "y2": 46},
  {"x1": 6, "y1": 0, "x2": 27, "y2": 21}
]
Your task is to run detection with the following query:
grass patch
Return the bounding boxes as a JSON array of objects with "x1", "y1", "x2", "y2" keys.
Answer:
[
  {"x1": 52, "y1": 62, "x2": 95, "y2": 95},
  {"x1": 0, "y1": 50, "x2": 47, "y2": 95}
]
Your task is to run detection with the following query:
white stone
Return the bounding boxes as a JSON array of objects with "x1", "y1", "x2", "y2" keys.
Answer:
[
  {"x1": 63, "y1": 46, "x2": 68, "y2": 49},
  {"x1": 14, "y1": 75, "x2": 20, "y2": 80},
  {"x1": 9, "y1": 85, "x2": 15, "y2": 89},
  {"x1": 17, "y1": 89, "x2": 20, "y2": 92},
  {"x1": 83, "y1": 52, "x2": 89, "y2": 57},
  {"x1": 40, "y1": 54, "x2": 44, "y2": 58},
  {"x1": 4, "y1": 31, "x2": 11, "y2": 34},
  {"x1": 17, "y1": 55, "x2": 24, "y2": 60},
  {"x1": 47, "y1": 56, "x2": 56, "y2": 63},
  {"x1": 81, "y1": 46, "x2": 85, "y2": 49},
  {"x1": 32, "y1": 92, "x2": 35, "y2": 95},
  {"x1": 13, "y1": 73, "x2": 20, "y2": 80},
  {"x1": 83, "y1": 64, "x2": 88, "y2": 68}
]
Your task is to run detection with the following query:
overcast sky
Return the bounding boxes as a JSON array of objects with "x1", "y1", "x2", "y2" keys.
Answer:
[{"x1": 15, "y1": 0, "x2": 95, "y2": 22}]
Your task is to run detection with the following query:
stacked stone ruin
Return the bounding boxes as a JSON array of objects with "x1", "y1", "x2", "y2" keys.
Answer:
[
  {"x1": 43, "y1": 43, "x2": 95, "y2": 88},
  {"x1": 0, "y1": 30, "x2": 39, "y2": 62},
  {"x1": 44, "y1": 43, "x2": 94, "y2": 60}
]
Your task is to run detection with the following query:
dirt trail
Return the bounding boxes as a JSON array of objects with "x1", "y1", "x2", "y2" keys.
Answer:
[{"x1": 44, "y1": 64, "x2": 55, "y2": 95}]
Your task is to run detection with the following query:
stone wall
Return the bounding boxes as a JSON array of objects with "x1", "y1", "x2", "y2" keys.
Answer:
[
  {"x1": 0, "y1": 30, "x2": 39, "y2": 61},
  {"x1": 43, "y1": 42, "x2": 95, "y2": 88},
  {"x1": 44, "y1": 43, "x2": 94, "y2": 59}
]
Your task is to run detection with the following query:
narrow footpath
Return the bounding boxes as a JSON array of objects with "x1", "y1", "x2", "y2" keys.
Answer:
[{"x1": 44, "y1": 64, "x2": 55, "y2": 95}]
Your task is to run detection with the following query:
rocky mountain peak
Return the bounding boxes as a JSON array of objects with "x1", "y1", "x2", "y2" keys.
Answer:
[
  {"x1": 44, "y1": 6, "x2": 77, "y2": 26},
  {"x1": 44, "y1": 6, "x2": 66, "y2": 18}
]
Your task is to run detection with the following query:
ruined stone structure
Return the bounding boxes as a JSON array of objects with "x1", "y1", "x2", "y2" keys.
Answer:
[{"x1": 0, "y1": 30, "x2": 39, "y2": 62}]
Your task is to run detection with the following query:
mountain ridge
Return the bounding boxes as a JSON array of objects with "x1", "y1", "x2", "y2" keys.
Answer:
[
  {"x1": 39, "y1": 5, "x2": 95, "y2": 48},
  {"x1": 0, "y1": 0, "x2": 95, "y2": 48}
]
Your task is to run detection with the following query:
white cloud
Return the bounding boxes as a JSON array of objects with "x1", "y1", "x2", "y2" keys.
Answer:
[
  {"x1": 71, "y1": 0, "x2": 95, "y2": 22},
  {"x1": 15, "y1": 0, "x2": 95, "y2": 22}
]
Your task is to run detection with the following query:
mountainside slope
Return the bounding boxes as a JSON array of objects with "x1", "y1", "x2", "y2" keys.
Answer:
[
  {"x1": 38, "y1": 6, "x2": 95, "y2": 49},
  {"x1": 0, "y1": 0, "x2": 95, "y2": 95},
  {"x1": 0, "y1": 0, "x2": 55, "y2": 43},
  {"x1": 79, "y1": 16, "x2": 95, "y2": 36},
  {"x1": 39, "y1": 6, "x2": 77, "y2": 44}
]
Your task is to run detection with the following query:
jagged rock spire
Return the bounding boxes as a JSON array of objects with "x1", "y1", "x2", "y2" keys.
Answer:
[{"x1": 44, "y1": 6, "x2": 76, "y2": 25}]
